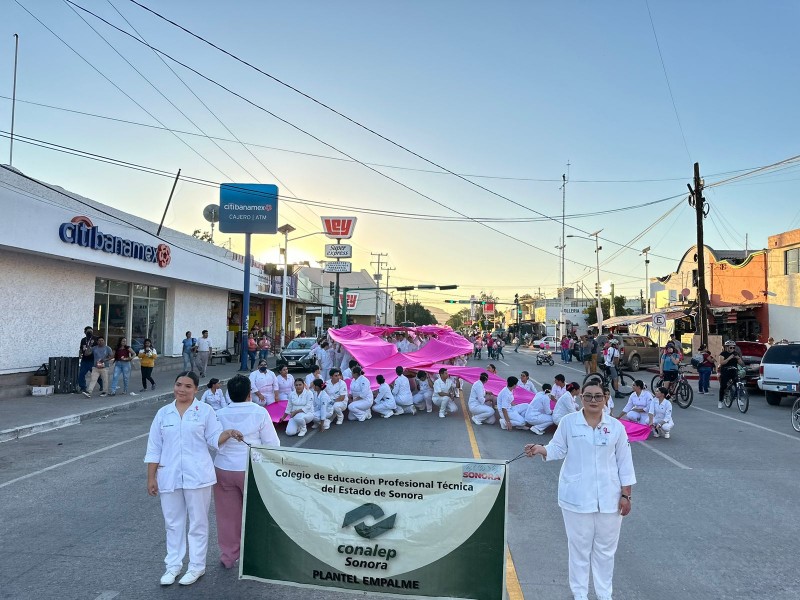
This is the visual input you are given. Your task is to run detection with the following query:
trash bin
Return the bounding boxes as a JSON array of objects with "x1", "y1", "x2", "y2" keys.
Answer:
[{"x1": 48, "y1": 357, "x2": 79, "y2": 394}]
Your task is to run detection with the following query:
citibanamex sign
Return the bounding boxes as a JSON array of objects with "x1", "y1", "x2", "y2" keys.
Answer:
[{"x1": 59, "y1": 216, "x2": 171, "y2": 268}]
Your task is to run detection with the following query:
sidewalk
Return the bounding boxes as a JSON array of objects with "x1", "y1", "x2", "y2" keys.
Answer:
[{"x1": 0, "y1": 357, "x2": 274, "y2": 443}]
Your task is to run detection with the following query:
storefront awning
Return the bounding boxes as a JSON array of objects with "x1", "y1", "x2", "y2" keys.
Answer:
[
  {"x1": 604, "y1": 310, "x2": 688, "y2": 328},
  {"x1": 709, "y1": 303, "x2": 762, "y2": 314}
]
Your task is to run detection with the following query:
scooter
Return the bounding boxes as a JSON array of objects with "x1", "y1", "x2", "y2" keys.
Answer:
[{"x1": 536, "y1": 349, "x2": 555, "y2": 366}]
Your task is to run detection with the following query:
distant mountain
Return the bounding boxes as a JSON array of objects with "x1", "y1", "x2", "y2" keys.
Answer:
[{"x1": 425, "y1": 306, "x2": 452, "y2": 325}]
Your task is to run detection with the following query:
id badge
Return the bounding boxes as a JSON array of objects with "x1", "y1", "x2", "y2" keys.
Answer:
[{"x1": 595, "y1": 428, "x2": 610, "y2": 446}]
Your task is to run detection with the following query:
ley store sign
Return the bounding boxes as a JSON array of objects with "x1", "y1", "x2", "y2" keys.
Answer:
[{"x1": 58, "y1": 216, "x2": 171, "y2": 268}]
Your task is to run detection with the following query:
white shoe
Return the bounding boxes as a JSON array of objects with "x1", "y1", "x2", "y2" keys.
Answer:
[
  {"x1": 664, "y1": 431, "x2": 670, "y2": 439},
  {"x1": 394, "y1": 408, "x2": 404, "y2": 416},
  {"x1": 718, "y1": 401, "x2": 724, "y2": 409},
  {"x1": 530, "y1": 426, "x2": 544, "y2": 435},
  {"x1": 382, "y1": 412, "x2": 393, "y2": 419},
  {"x1": 311, "y1": 422, "x2": 319, "y2": 429},
  {"x1": 439, "y1": 412, "x2": 446, "y2": 418},
  {"x1": 336, "y1": 415, "x2": 344, "y2": 425},
  {"x1": 426, "y1": 408, "x2": 432, "y2": 413},
  {"x1": 411, "y1": 406, "x2": 417, "y2": 415},
  {"x1": 298, "y1": 425, "x2": 307, "y2": 437},
  {"x1": 365, "y1": 412, "x2": 372, "y2": 420},
  {"x1": 129, "y1": 391, "x2": 137, "y2": 396},
  {"x1": 499, "y1": 421, "x2": 507, "y2": 430},
  {"x1": 471, "y1": 416, "x2": 482, "y2": 425},
  {"x1": 178, "y1": 569, "x2": 205, "y2": 586},
  {"x1": 160, "y1": 568, "x2": 181, "y2": 586},
  {"x1": 323, "y1": 419, "x2": 331, "y2": 430},
  {"x1": 357, "y1": 414, "x2": 367, "y2": 422}
]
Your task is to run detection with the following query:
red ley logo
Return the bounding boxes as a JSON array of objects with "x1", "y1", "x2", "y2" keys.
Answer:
[
  {"x1": 321, "y1": 216, "x2": 357, "y2": 239},
  {"x1": 338, "y1": 292, "x2": 359, "y2": 310}
]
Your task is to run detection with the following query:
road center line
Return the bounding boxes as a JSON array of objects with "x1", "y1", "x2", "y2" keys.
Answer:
[
  {"x1": 639, "y1": 441, "x2": 692, "y2": 469},
  {"x1": 93, "y1": 592, "x2": 120, "y2": 600},
  {"x1": 0, "y1": 433, "x2": 149, "y2": 490},
  {"x1": 691, "y1": 405, "x2": 800, "y2": 441}
]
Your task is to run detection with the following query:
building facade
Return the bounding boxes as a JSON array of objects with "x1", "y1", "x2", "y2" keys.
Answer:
[{"x1": 766, "y1": 228, "x2": 800, "y2": 341}]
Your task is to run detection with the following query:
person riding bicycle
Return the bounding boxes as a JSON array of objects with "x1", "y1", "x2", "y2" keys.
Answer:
[
  {"x1": 604, "y1": 339, "x2": 624, "y2": 399},
  {"x1": 718, "y1": 341, "x2": 743, "y2": 410},
  {"x1": 659, "y1": 343, "x2": 681, "y2": 399}
]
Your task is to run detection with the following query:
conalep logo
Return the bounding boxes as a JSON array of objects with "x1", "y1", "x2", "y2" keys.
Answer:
[
  {"x1": 59, "y1": 216, "x2": 171, "y2": 268},
  {"x1": 342, "y1": 503, "x2": 396, "y2": 540}
]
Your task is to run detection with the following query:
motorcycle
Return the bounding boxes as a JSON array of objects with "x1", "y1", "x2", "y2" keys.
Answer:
[{"x1": 536, "y1": 349, "x2": 555, "y2": 366}]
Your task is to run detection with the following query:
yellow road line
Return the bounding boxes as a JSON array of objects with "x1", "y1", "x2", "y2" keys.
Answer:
[{"x1": 457, "y1": 390, "x2": 525, "y2": 600}]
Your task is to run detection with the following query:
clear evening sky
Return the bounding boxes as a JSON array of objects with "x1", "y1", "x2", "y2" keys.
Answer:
[{"x1": 2, "y1": 0, "x2": 798, "y2": 312}]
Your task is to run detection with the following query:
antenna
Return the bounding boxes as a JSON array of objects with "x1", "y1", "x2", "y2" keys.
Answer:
[{"x1": 203, "y1": 204, "x2": 220, "y2": 242}]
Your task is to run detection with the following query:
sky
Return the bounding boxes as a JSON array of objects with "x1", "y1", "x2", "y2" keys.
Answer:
[{"x1": 2, "y1": 0, "x2": 799, "y2": 313}]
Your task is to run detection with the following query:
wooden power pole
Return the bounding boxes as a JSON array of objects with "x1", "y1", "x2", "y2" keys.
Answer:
[{"x1": 688, "y1": 162, "x2": 709, "y2": 346}]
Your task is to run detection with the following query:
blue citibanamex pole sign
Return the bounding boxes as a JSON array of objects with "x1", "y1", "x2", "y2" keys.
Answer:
[{"x1": 219, "y1": 183, "x2": 279, "y2": 234}]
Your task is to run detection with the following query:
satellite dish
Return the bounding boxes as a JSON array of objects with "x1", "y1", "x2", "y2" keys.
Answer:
[{"x1": 203, "y1": 204, "x2": 220, "y2": 223}]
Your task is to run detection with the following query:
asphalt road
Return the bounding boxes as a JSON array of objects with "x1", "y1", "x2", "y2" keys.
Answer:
[{"x1": 2, "y1": 349, "x2": 799, "y2": 600}]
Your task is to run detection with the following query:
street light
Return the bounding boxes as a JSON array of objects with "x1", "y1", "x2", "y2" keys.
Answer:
[
  {"x1": 641, "y1": 246, "x2": 651, "y2": 313},
  {"x1": 567, "y1": 229, "x2": 603, "y2": 316},
  {"x1": 277, "y1": 223, "x2": 296, "y2": 349}
]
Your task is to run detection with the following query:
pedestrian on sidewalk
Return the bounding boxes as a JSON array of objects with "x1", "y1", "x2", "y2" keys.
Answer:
[
  {"x1": 78, "y1": 326, "x2": 99, "y2": 393},
  {"x1": 84, "y1": 337, "x2": 113, "y2": 398},
  {"x1": 560, "y1": 336, "x2": 570, "y2": 363},
  {"x1": 145, "y1": 371, "x2": 244, "y2": 586},
  {"x1": 181, "y1": 332, "x2": 196, "y2": 372},
  {"x1": 247, "y1": 333, "x2": 258, "y2": 371},
  {"x1": 258, "y1": 335, "x2": 271, "y2": 361},
  {"x1": 110, "y1": 337, "x2": 136, "y2": 396},
  {"x1": 525, "y1": 381, "x2": 636, "y2": 600},
  {"x1": 138, "y1": 339, "x2": 158, "y2": 391},
  {"x1": 194, "y1": 330, "x2": 213, "y2": 378}
]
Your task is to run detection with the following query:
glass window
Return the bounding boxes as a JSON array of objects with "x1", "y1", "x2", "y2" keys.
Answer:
[
  {"x1": 107, "y1": 295, "x2": 129, "y2": 348},
  {"x1": 109, "y1": 280, "x2": 130, "y2": 295},
  {"x1": 148, "y1": 299, "x2": 165, "y2": 353},
  {"x1": 149, "y1": 286, "x2": 167, "y2": 299},
  {"x1": 133, "y1": 284, "x2": 148, "y2": 298},
  {"x1": 785, "y1": 248, "x2": 800, "y2": 275},
  {"x1": 95, "y1": 278, "x2": 109, "y2": 293},
  {"x1": 131, "y1": 297, "x2": 149, "y2": 354},
  {"x1": 94, "y1": 293, "x2": 108, "y2": 341}
]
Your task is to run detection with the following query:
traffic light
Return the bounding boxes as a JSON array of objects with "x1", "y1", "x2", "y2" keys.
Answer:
[
  {"x1": 514, "y1": 293, "x2": 519, "y2": 305},
  {"x1": 594, "y1": 282, "x2": 601, "y2": 296},
  {"x1": 330, "y1": 281, "x2": 335, "y2": 296},
  {"x1": 445, "y1": 300, "x2": 457, "y2": 304}
]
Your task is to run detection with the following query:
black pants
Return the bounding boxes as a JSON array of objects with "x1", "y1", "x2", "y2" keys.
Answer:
[
  {"x1": 719, "y1": 369, "x2": 736, "y2": 401},
  {"x1": 141, "y1": 367, "x2": 155, "y2": 389}
]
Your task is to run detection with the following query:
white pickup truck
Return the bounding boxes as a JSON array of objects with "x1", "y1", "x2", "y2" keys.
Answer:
[{"x1": 758, "y1": 343, "x2": 800, "y2": 406}]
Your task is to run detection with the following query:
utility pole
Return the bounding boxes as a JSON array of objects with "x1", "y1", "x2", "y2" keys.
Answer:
[
  {"x1": 688, "y1": 162, "x2": 709, "y2": 346},
  {"x1": 641, "y1": 246, "x2": 651, "y2": 314},
  {"x1": 403, "y1": 290, "x2": 408, "y2": 322},
  {"x1": 383, "y1": 266, "x2": 396, "y2": 326},
  {"x1": 370, "y1": 252, "x2": 388, "y2": 325},
  {"x1": 9, "y1": 34, "x2": 19, "y2": 166},
  {"x1": 559, "y1": 169, "x2": 568, "y2": 338}
]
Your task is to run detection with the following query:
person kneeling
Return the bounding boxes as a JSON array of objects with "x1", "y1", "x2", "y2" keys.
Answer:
[
  {"x1": 648, "y1": 386, "x2": 674, "y2": 439},
  {"x1": 617, "y1": 380, "x2": 653, "y2": 425},
  {"x1": 468, "y1": 372, "x2": 496, "y2": 425},
  {"x1": 372, "y1": 374, "x2": 399, "y2": 418},
  {"x1": 497, "y1": 376, "x2": 527, "y2": 431},
  {"x1": 283, "y1": 379, "x2": 314, "y2": 436},
  {"x1": 523, "y1": 383, "x2": 555, "y2": 435},
  {"x1": 311, "y1": 379, "x2": 333, "y2": 431}
]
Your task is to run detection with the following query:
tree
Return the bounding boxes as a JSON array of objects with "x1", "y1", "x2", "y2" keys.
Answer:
[
  {"x1": 584, "y1": 296, "x2": 633, "y2": 326},
  {"x1": 192, "y1": 229, "x2": 215, "y2": 243},
  {"x1": 399, "y1": 302, "x2": 438, "y2": 325},
  {"x1": 446, "y1": 308, "x2": 471, "y2": 330}
]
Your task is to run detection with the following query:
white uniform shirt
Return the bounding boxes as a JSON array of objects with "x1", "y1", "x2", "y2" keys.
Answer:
[
  {"x1": 214, "y1": 402, "x2": 280, "y2": 471},
  {"x1": 286, "y1": 388, "x2": 314, "y2": 415},
  {"x1": 552, "y1": 393, "x2": 579, "y2": 424},
  {"x1": 649, "y1": 398, "x2": 673, "y2": 424},
  {"x1": 201, "y1": 388, "x2": 230, "y2": 411},
  {"x1": 496, "y1": 387, "x2": 515, "y2": 411},
  {"x1": 350, "y1": 375, "x2": 372, "y2": 402},
  {"x1": 144, "y1": 399, "x2": 222, "y2": 493},
  {"x1": 544, "y1": 410, "x2": 637, "y2": 513},
  {"x1": 325, "y1": 379, "x2": 348, "y2": 403},
  {"x1": 552, "y1": 384, "x2": 566, "y2": 400},
  {"x1": 433, "y1": 376, "x2": 455, "y2": 398},
  {"x1": 305, "y1": 372, "x2": 321, "y2": 388},
  {"x1": 605, "y1": 347, "x2": 620, "y2": 367},
  {"x1": 519, "y1": 380, "x2": 538, "y2": 394},
  {"x1": 392, "y1": 374, "x2": 413, "y2": 405},
  {"x1": 468, "y1": 380, "x2": 487, "y2": 408},
  {"x1": 622, "y1": 390, "x2": 654, "y2": 415},
  {"x1": 374, "y1": 382, "x2": 393, "y2": 404},
  {"x1": 249, "y1": 369, "x2": 278, "y2": 400},
  {"x1": 342, "y1": 368, "x2": 353, "y2": 380},
  {"x1": 525, "y1": 391, "x2": 553, "y2": 421},
  {"x1": 275, "y1": 374, "x2": 295, "y2": 401},
  {"x1": 313, "y1": 389, "x2": 334, "y2": 420},
  {"x1": 196, "y1": 337, "x2": 213, "y2": 352}
]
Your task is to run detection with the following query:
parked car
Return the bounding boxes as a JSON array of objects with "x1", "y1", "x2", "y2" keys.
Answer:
[
  {"x1": 758, "y1": 343, "x2": 800, "y2": 405},
  {"x1": 616, "y1": 334, "x2": 660, "y2": 372},
  {"x1": 276, "y1": 337, "x2": 318, "y2": 371},
  {"x1": 733, "y1": 341, "x2": 768, "y2": 387},
  {"x1": 532, "y1": 336, "x2": 558, "y2": 350}
]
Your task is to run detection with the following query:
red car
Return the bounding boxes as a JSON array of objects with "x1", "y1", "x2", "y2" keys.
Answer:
[{"x1": 735, "y1": 341, "x2": 768, "y2": 386}]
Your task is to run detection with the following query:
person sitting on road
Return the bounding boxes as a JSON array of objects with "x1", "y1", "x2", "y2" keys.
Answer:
[
  {"x1": 497, "y1": 376, "x2": 527, "y2": 431},
  {"x1": 391, "y1": 366, "x2": 416, "y2": 415},
  {"x1": 648, "y1": 386, "x2": 674, "y2": 439},
  {"x1": 659, "y1": 343, "x2": 681, "y2": 398},
  {"x1": 283, "y1": 379, "x2": 314, "y2": 437},
  {"x1": 486, "y1": 363, "x2": 498, "y2": 375},
  {"x1": 469, "y1": 372, "x2": 497, "y2": 425},
  {"x1": 372, "y1": 374, "x2": 400, "y2": 418},
  {"x1": 412, "y1": 371, "x2": 434, "y2": 413},
  {"x1": 326, "y1": 368, "x2": 348, "y2": 425},
  {"x1": 552, "y1": 381, "x2": 581, "y2": 425},
  {"x1": 304, "y1": 365, "x2": 322, "y2": 389},
  {"x1": 432, "y1": 368, "x2": 458, "y2": 418},
  {"x1": 201, "y1": 378, "x2": 230, "y2": 411},
  {"x1": 347, "y1": 366, "x2": 373, "y2": 421},
  {"x1": 603, "y1": 386, "x2": 614, "y2": 415},
  {"x1": 519, "y1": 371, "x2": 537, "y2": 394},
  {"x1": 521, "y1": 383, "x2": 555, "y2": 435},
  {"x1": 617, "y1": 380, "x2": 654, "y2": 425},
  {"x1": 311, "y1": 379, "x2": 334, "y2": 431},
  {"x1": 342, "y1": 359, "x2": 358, "y2": 380},
  {"x1": 552, "y1": 374, "x2": 567, "y2": 400}
]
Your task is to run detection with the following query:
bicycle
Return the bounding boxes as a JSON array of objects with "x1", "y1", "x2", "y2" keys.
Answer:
[
  {"x1": 582, "y1": 365, "x2": 636, "y2": 396},
  {"x1": 722, "y1": 371, "x2": 749, "y2": 413},
  {"x1": 792, "y1": 397, "x2": 800, "y2": 433},
  {"x1": 650, "y1": 366, "x2": 694, "y2": 409}
]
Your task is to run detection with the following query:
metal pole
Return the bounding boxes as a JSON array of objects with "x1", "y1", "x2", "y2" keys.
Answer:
[
  {"x1": 340, "y1": 287, "x2": 349, "y2": 328},
  {"x1": 280, "y1": 230, "x2": 289, "y2": 349},
  {"x1": 595, "y1": 232, "x2": 602, "y2": 330},
  {"x1": 156, "y1": 169, "x2": 181, "y2": 236},
  {"x1": 384, "y1": 266, "x2": 396, "y2": 326},
  {"x1": 332, "y1": 237, "x2": 341, "y2": 328},
  {"x1": 239, "y1": 233, "x2": 251, "y2": 372},
  {"x1": 560, "y1": 172, "x2": 566, "y2": 338},
  {"x1": 691, "y1": 162, "x2": 709, "y2": 346},
  {"x1": 9, "y1": 34, "x2": 19, "y2": 166}
]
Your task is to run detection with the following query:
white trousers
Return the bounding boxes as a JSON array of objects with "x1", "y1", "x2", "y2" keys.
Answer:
[
  {"x1": 562, "y1": 509, "x2": 623, "y2": 600},
  {"x1": 332, "y1": 400, "x2": 348, "y2": 419},
  {"x1": 412, "y1": 391, "x2": 433, "y2": 411},
  {"x1": 621, "y1": 411, "x2": 649, "y2": 425},
  {"x1": 526, "y1": 413, "x2": 555, "y2": 429},
  {"x1": 160, "y1": 486, "x2": 213, "y2": 572},
  {"x1": 432, "y1": 395, "x2": 458, "y2": 415},
  {"x1": 373, "y1": 397, "x2": 397, "y2": 417},
  {"x1": 499, "y1": 407, "x2": 527, "y2": 428},
  {"x1": 653, "y1": 418, "x2": 674, "y2": 431},
  {"x1": 469, "y1": 403, "x2": 496, "y2": 424},
  {"x1": 286, "y1": 412, "x2": 314, "y2": 435},
  {"x1": 347, "y1": 399, "x2": 373, "y2": 420},
  {"x1": 394, "y1": 394, "x2": 415, "y2": 412}
]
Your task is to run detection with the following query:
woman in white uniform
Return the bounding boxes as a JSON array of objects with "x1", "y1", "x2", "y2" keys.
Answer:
[
  {"x1": 304, "y1": 365, "x2": 322, "y2": 389},
  {"x1": 283, "y1": 379, "x2": 314, "y2": 436},
  {"x1": 496, "y1": 376, "x2": 527, "y2": 430},
  {"x1": 412, "y1": 371, "x2": 434, "y2": 412},
  {"x1": 523, "y1": 383, "x2": 555, "y2": 435},
  {"x1": 552, "y1": 374, "x2": 567, "y2": 400},
  {"x1": 347, "y1": 366, "x2": 374, "y2": 421},
  {"x1": 552, "y1": 382, "x2": 581, "y2": 425},
  {"x1": 275, "y1": 365, "x2": 295, "y2": 402},
  {"x1": 648, "y1": 386, "x2": 674, "y2": 438},
  {"x1": 326, "y1": 368, "x2": 349, "y2": 425},
  {"x1": 144, "y1": 371, "x2": 243, "y2": 587},
  {"x1": 342, "y1": 360, "x2": 358, "y2": 380},
  {"x1": 391, "y1": 366, "x2": 415, "y2": 415},
  {"x1": 519, "y1": 371, "x2": 537, "y2": 394},
  {"x1": 618, "y1": 380, "x2": 654, "y2": 425},
  {"x1": 468, "y1": 372, "x2": 496, "y2": 425},
  {"x1": 525, "y1": 382, "x2": 636, "y2": 600},
  {"x1": 372, "y1": 374, "x2": 399, "y2": 418},
  {"x1": 200, "y1": 378, "x2": 229, "y2": 411},
  {"x1": 311, "y1": 379, "x2": 334, "y2": 430}
]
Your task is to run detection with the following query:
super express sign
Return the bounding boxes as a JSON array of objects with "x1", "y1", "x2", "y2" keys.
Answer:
[{"x1": 59, "y1": 216, "x2": 171, "y2": 268}]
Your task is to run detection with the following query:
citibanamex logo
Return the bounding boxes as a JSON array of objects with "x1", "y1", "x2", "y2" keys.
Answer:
[{"x1": 157, "y1": 243, "x2": 171, "y2": 267}]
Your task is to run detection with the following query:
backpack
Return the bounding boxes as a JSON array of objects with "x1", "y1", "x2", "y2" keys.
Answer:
[{"x1": 690, "y1": 352, "x2": 703, "y2": 368}]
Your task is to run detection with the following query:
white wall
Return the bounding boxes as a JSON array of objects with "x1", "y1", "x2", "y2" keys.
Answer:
[
  {"x1": 0, "y1": 250, "x2": 94, "y2": 374},
  {"x1": 170, "y1": 284, "x2": 229, "y2": 356}
]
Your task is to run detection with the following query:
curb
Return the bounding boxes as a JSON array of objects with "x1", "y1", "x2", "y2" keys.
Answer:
[{"x1": 0, "y1": 375, "x2": 237, "y2": 444}]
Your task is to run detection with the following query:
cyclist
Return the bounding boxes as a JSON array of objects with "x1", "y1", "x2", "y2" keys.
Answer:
[
  {"x1": 718, "y1": 341, "x2": 744, "y2": 410},
  {"x1": 659, "y1": 343, "x2": 681, "y2": 399},
  {"x1": 604, "y1": 339, "x2": 624, "y2": 399}
]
